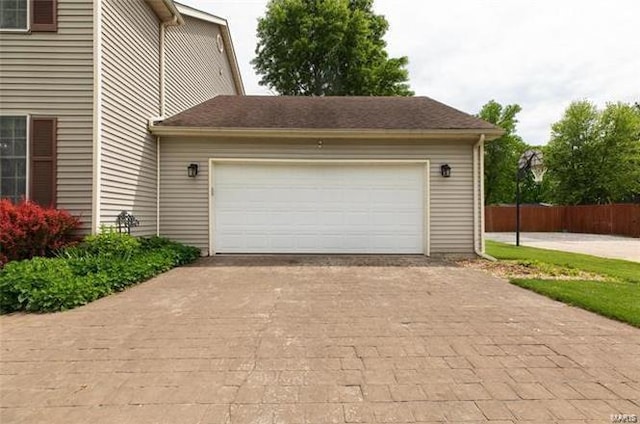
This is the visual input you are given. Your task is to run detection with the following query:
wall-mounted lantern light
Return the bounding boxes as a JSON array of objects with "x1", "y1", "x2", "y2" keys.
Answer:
[
  {"x1": 187, "y1": 163, "x2": 198, "y2": 178},
  {"x1": 440, "y1": 164, "x2": 452, "y2": 178}
]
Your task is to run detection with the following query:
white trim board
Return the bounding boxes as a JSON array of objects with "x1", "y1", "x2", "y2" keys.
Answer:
[{"x1": 91, "y1": 0, "x2": 103, "y2": 233}]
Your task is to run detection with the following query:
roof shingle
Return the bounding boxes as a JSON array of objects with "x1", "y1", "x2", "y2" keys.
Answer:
[{"x1": 158, "y1": 95, "x2": 498, "y2": 131}]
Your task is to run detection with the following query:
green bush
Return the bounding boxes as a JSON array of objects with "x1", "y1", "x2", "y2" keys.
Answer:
[
  {"x1": 0, "y1": 234, "x2": 200, "y2": 313},
  {"x1": 81, "y1": 228, "x2": 142, "y2": 258}
]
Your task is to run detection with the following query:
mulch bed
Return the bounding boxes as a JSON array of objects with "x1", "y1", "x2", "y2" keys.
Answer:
[{"x1": 456, "y1": 259, "x2": 609, "y2": 281}]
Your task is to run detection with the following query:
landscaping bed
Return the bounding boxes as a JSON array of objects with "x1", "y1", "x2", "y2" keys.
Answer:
[{"x1": 0, "y1": 232, "x2": 200, "y2": 313}]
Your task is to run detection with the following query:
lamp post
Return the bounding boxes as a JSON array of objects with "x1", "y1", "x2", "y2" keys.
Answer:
[{"x1": 516, "y1": 150, "x2": 546, "y2": 246}]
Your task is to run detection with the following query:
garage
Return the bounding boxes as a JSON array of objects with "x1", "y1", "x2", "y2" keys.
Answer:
[
  {"x1": 152, "y1": 95, "x2": 503, "y2": 256},
  {"x1": 211, "y1": 161, "x2": 428, "y2": 254}
]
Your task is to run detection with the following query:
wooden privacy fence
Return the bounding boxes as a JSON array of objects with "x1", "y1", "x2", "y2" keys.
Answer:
[{"x1": 485, "y1": 204, "x2": 640, "y2": 238}]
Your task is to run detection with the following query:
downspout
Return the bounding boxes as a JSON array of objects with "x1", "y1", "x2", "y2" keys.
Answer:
[
  {"x1": 473, "y1": 134, "x2": 495, "y2": 260},
  {"x1": 156, "y1": 135, "x2": 161, "y2": 236},
  {"x1": 480, "y1": 136, "x2": 487, "y2": 254},
  {"x1": 157, "y1": 15, "x2": 179, "y2": 236},
  {"x1": 159, "y1": 16, "x2": 178, "y2": 117}
]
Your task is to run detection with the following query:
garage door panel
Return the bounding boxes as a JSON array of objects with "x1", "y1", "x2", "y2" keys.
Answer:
[{"x1": 213, "y1": 163, "x2": 425, "y2": 254}]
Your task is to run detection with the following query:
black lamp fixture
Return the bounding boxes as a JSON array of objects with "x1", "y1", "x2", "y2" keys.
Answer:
[
  {"x1": 187, "y1": 163, "x2": 198, "y2": 178},
  {"x1": 440, "y1": 164, "x2": 452, "y2": 178}
]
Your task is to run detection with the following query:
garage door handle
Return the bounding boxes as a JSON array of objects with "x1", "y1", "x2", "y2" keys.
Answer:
[{"x1": 211, "y1": 188, "x2": 214, "y2": 196}]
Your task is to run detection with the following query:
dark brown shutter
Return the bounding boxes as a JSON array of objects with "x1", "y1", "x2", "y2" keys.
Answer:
[
  {"x1": 30, "y1": 117, "x2": 57, "y2": 207},
  {"x1": 31, "y1": 0, "x2": 57, "y2": 32}
]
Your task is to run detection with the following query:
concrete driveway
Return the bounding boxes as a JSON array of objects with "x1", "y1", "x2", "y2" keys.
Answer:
[
  {"x1": 1, "y1": 256, "x2": 639, "y2": 423},
  {"x1": 487, "y1": 232, "x2": 640, "y2": 263}
]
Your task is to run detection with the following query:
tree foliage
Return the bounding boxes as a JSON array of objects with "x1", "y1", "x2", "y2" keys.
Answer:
[
  {"x1": 478, "y1": 100, "x2": 528, "y2": 205},
  {"x1": 545, "y1": 101, "x2": 640, "y2": 204},
  {"x1": 252, "y1": 0, "x2": 413, "y2": 96}
]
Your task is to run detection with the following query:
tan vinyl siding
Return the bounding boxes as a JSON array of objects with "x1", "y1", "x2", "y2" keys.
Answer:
[
  {"x1": 159, "y1": 137, "x2": 475, "y2": 254},
  {"x1": 0, "y1": 0, "x2": 94, "y2": 230},
  {"x1": 164, "y1": 15, "x2": 237, "y2": 117},
  {"x1": 100, "y1": 0, "x2": 159, "y2": 235}
]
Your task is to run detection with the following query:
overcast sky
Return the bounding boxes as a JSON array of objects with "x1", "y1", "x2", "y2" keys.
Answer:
[{"x1": 182, "y1": 0, "x2": 639, "y2": 145}]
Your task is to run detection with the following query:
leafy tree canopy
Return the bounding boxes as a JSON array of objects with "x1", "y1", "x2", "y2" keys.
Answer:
[
  {"x1": 478, "y1": 100, "x2": 528, "y2": 205},
  {"x1": 545, "y1": 101, "x2": 640, "y2": 204},
  {"x1": 252, "y1": 0, "x2": 413, "y2": 96}
]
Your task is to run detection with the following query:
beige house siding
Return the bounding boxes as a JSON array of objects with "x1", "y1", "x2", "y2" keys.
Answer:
[
  {"x1": 164, "y1": 15, "x2": 238, "y2": 117},
  {"x1": 159, "y1": 137, "x2": 475, "y2": 254},
  {"x1": 99, "y1": 0, "x2": 160, "y2": 235},
  {"x1": 0, "y1": 0, "x2": 94, "y2": 230}
]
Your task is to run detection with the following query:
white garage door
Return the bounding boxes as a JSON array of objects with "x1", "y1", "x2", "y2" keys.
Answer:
[{"x1": 212, "y1": 162, "x2": 426, "y2": 254}]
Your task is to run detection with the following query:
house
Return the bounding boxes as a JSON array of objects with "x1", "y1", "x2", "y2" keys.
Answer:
[
  {"x1": 1, "y1": 1, "x2": 502, "y2": 257},
  {"x1": 0, "y1": 0, "x2": 244, "y2": 235},
  {"x1": 150, "y1": 96, "x2": 502, "y2": 256}
]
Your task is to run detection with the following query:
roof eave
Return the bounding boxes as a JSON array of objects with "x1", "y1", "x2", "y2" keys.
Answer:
[{"x1": 149, "y1": 126, "x2": 504, "y2": 140}]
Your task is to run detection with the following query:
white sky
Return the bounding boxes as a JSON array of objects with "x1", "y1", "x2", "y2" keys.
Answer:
[{"x1": 182, "y1": 0, "x2": 639, "y2": 145}]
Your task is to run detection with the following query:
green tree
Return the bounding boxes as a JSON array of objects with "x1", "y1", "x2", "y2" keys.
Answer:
[
  {"x1": 546, "y1": 101, "x2": 640, "y2": 204},
  {"x1": 477, "y1": 100, "x2": 528, "y2": 204},
  {"x1": 252, "y1": 0, "x2": 413, "y2": 96}
]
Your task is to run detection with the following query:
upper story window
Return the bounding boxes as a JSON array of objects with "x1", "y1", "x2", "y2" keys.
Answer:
[
  {"x1": 0, "y1": 116, "x2": 28, "y2": 204},
  {"x1": 0, "y1": 0, "x2": 57, "y2": 32},
  {"x1": 0, "y1": 0, "x2": 28, "y2": 30}
]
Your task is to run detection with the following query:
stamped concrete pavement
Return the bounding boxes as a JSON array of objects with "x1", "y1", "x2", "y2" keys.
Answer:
[{"x1": 1, "y1": 256, "x2": 639, "y2": 423}]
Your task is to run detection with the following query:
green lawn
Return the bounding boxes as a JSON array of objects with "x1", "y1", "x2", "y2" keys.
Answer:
[
  {"x1": 485, "y1": 240, "x2": 640, "y2": 327},
  {"x1": 486, "y1": 240, "x2": 640, "y2": 284}
]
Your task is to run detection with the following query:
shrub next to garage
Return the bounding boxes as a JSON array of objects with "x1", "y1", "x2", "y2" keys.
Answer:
[
  {"x1": 0, "y1": 232, "x2": 200, "y2": 313},
  {"x1": 0, "y1": 199, "x2": 81, "y2": 267}
]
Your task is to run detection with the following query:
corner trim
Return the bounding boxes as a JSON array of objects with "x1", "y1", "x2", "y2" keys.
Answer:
[{"x1": 91, "y1": 0, "x2": 103, "y2": 234}]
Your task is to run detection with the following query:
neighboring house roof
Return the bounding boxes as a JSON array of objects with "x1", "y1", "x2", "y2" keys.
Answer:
[{"x1": 152, "y1": 95, "x2": 503, "y2": 139}]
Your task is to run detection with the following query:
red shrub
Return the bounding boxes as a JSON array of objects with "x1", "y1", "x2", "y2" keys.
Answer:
[{"x1": 0, "y1": 199, "x2": 81, "y2": 266}]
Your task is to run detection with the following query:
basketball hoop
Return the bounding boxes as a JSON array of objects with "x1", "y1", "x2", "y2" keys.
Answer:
[
  {"x1": 531, "y1": 165, "x2": 546, "y2": 184},
  {"x1": 519, "y1": 150, "x2": 546, "y2": 184}
]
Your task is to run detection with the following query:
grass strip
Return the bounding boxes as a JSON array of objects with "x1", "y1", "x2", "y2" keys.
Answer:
[
  {"x1": 486, "y1": 240, "x2": 640, "y2": 284},
  {"x1": 512, "y1": 278, "x2": 640, "y2": 327},
  {"x1": 486, "y1": 240, "x2": 640, "y2": 327}
]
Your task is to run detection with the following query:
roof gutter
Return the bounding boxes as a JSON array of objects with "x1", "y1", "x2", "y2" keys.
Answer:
[
  {"x1": 148, "y1": 126, "x2": 504, "y2": 140},
  {"x1": 161, "y1": 0, "x2": 184, "y2": 25}
]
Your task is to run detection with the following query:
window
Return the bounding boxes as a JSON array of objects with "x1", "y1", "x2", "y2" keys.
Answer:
[
  {"x1": 0, "y1": 116, "x2": 57, "y2": 206},
  {"x1": 0, "y1": 116, "x2": 27, "y2": 203},
  {"x1": 0, "y1": 0, "x2": 57, "y2": 31},
  {"x1": 0, "y1": 0, "x2": 28, "y2": 30}
]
